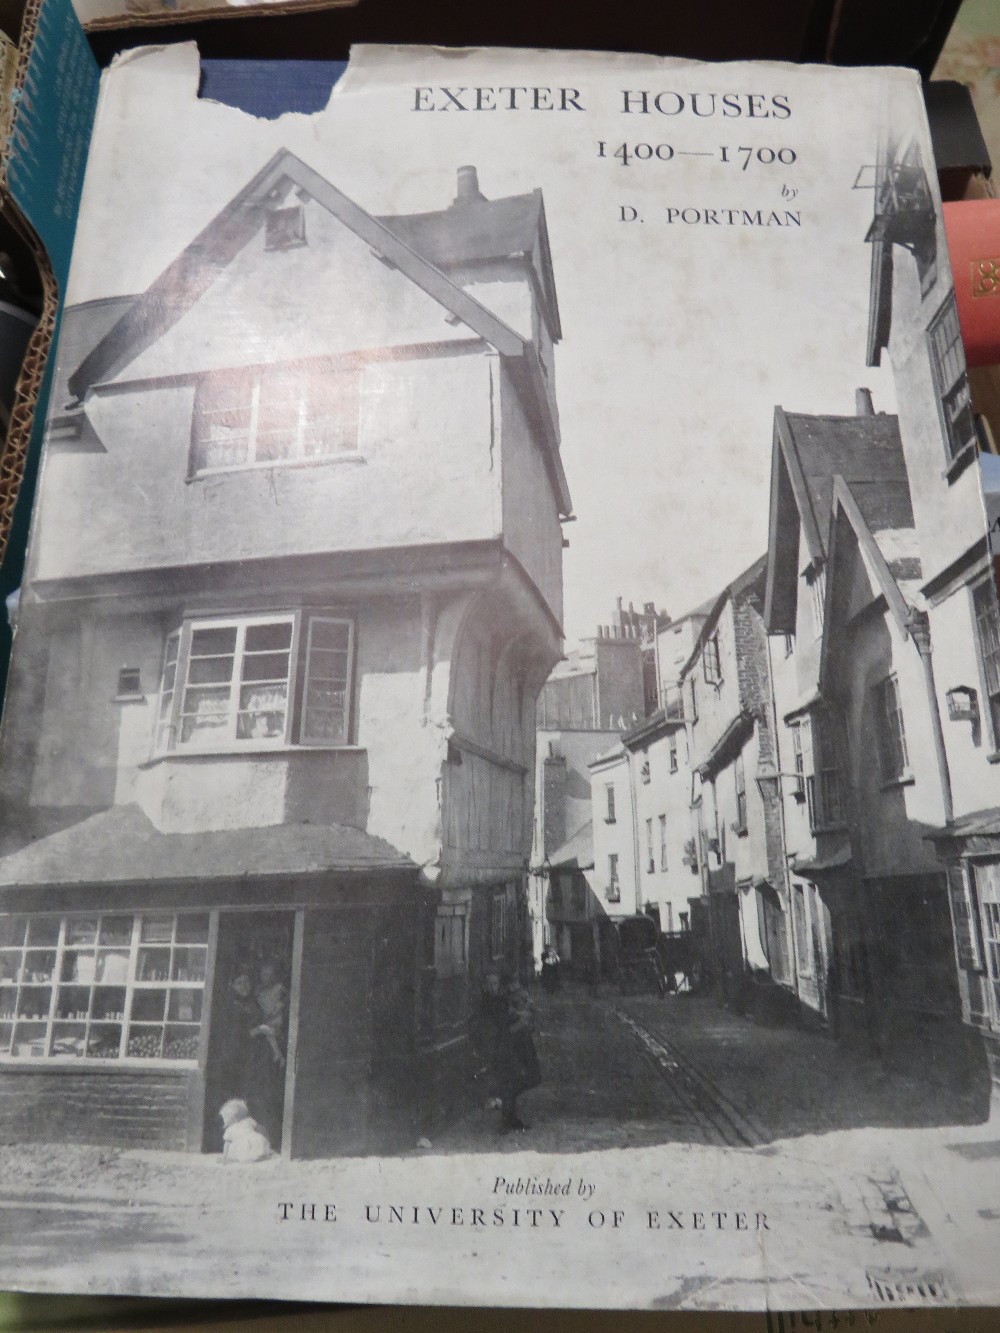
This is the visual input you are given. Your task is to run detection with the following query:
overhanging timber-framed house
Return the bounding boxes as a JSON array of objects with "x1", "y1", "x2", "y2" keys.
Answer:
[
  {"x1": 682, "y1": 556, "x2": 790, "y2": 1010},
  {"x1": 815, "y1": 414, "x2": 966, "y2": 1061},
  {"x1": 0, "y1": 153, "x2": 571, "y2": 1156},
  {"x1": 863, "y1": 115, "x2": 1000, "y2": 1104},
  {"x1": 763, "y1": 398, "x2": 892, "y2": 1027},
  {"x1": 764, "y1": 391, "x2": 969, "y2": 1068}
]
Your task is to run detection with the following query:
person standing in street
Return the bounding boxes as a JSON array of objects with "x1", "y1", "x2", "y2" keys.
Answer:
[
  {"x1": 480, "y1": 971, "x2": 541, "y2": 1134},
  {"x1": 541, "y1": 943, "x2": 561, "y2": 993}
]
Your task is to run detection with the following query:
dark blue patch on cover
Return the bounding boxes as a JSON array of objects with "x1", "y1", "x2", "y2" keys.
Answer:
[{"x1": 199, "y1": 60, "x2": 348, "y2": 119}]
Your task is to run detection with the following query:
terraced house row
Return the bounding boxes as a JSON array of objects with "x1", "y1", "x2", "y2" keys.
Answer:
[{"x1": 534, "y1": 111, "x2": 1000, "y2": 1107}]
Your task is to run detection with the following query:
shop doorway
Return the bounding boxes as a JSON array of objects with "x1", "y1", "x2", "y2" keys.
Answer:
[{"x1": 202, "y1": 910, "x2": 295, "y2": 1153}]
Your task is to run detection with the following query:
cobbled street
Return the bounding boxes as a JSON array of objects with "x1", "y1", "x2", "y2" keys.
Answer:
[
  {"x1": 435, "y1": 984, "x2": 990, "y2": 1153},
  {"x1": 2, "y1": 984, "x2": 1000, "y2": 1308}
]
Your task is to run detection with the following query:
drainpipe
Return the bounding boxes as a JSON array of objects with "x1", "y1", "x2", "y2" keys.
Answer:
[
  {"x1": 765, "y1": 637, "x2": 802, "y2": 1006},
  {"x1": 624, "y1": 746, "x2": 644, "y2": 915},
  {"x1": 907, "y1": 609, "x2": 954, "y2": 827}
]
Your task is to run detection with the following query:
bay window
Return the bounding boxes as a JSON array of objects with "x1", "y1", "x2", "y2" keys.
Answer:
[
  {"x1": 790, "y1": 722, "x2": 805, "y2": 800},
  {"x1": 811, "y1": 706, "x2": 844, "y2": 827},
  {"x1": 156, "y1": 611, "x2": 353, "y2": 753}
]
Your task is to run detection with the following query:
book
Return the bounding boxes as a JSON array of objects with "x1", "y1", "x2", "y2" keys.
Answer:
[
  {"x1": 944, "y1": 198, "x2": 1000, "y2": 367},
  {"x1": 0, "y1": 0, "x2": 98, "y2": 704},
  {"x1": 73, "y1": 0, "x2": 357, "y2": 38},
  {"x1": 1, "y1": 36, "x2": 1000, "y2": 1314}
]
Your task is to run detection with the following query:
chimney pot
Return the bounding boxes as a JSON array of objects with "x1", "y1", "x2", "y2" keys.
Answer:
[
  {"x1": 855, "y1": 387, "x2": 875, "y2": 416},
  {"x1": 454, "y1": 165, "x2": 485, "y2": 205}
]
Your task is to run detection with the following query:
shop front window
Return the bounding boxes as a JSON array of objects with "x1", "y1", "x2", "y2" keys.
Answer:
[{"x1": 0, "y1": 913, "x2": 209, "y2": 1063}]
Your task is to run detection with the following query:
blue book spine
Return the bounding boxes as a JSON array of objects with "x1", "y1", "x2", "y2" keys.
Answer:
[{"x1": 0, "y1": 0, "x2": 100, "y2": 695}]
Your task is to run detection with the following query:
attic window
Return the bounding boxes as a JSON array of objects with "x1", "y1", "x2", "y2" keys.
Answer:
[{"x1": 265, "y1": 205, "x2": 307, "y2": 253}]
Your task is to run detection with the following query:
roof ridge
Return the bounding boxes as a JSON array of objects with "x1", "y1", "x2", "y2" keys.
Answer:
[{"x1": 67, "y1": 149, "x2": 528, "y2": 402}]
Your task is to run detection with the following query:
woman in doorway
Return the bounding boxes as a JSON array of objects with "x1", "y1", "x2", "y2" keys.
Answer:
[
  {"x1": 251, "y1": 958, "x2": 288, "y2": 1066},
  {"x1": 246, "y1": 956, "x2": 288, "y2": 1148}
]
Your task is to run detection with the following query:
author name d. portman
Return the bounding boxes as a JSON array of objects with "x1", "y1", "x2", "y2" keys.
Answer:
[{"x1": 621, "y1": 205, "x2": 801, "y2": 228}]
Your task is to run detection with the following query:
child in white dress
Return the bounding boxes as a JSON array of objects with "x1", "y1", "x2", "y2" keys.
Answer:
[{"x1": 218, "y1": 1098, "x2": 272, "y2": 1163}]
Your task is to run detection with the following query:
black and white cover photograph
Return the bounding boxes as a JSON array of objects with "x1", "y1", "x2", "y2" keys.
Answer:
[{"x1": 1, "y1": 40, "x2": 1000, "y2": 1310}]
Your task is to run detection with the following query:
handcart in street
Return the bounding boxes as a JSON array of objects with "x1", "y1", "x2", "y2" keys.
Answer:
[
  {"x1": 657, "y1": 928, "x2": 704, "y2": 994},
  {"x1": 609, "y1": 914, "x2": 669, "y2": 996}
]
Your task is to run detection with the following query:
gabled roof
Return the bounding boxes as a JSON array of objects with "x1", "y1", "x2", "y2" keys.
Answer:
[
  {"x1": 68, "y1": 150, "x2": 528, "y2": 401},
  {"x1": 668, "y1": 594, "x2": 717, "y2": 628},
  {"x1": 0, "y1": 803, "x2": 414, "y2": 888},
  {"x1": 50, "y1": 294, "x2": 137, "y2": 421},
  {"x1": 679, "y1": 554, "x2": 768, "y2": 684},
  {"x1": 380, "y1": 188, "x2": 562, "y2": 341},
  {"x1": 764, "y1": 405, "x2": 908, "y2": 634},
  {"x1": 818, "y1": 472, "x2": 919, "y2": 693},
  {"x1": 62, "y1": 149, "x2": 572, "y2": 515}
]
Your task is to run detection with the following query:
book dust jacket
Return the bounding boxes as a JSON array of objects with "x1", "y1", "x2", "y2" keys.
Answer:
[{"x1": 0, "y1": 42, "x2": 999, "y2": 1310}]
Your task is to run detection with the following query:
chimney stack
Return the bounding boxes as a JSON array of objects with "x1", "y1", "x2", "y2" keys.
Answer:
[
  {"x1": 454, "y1": 165, "x2": 485, "y2": 205},
  {"x1": 855, "y1": 387, "x2": 875, "y2": 417}
]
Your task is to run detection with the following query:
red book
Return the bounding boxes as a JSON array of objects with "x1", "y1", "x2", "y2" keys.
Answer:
[{"x1": 943, "y1": 198, "x2": 1000, "y2": 368}]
